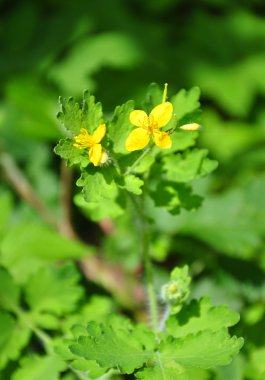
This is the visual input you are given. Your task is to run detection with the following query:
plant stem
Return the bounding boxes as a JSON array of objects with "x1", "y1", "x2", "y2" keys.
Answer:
[
  {"x1": 0, "y1": 150, "x2": 59, "y2": 230},
  {"x1": 14, "y1": 307, "x2": 53, "y2": 354},
  {"x1": 129, "y1": 193, "x2": 159, "y2": 333},
  {"x1": 125, "y1": 145, "x2": 152, "y2": 175},
  {"x1": 143, "y1": 226, "x2": 159, "y2": 333}
]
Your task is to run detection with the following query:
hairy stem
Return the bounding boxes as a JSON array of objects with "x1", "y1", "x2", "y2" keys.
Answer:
[
  {"x1": 125, "y1": 144, "x2": 153, "y2": 175},
  {"x1": 129, "y1": 193, "x2": 159, "y2": 333},
  {"x1": 143, "y1": 225, "x2": 159, "y2": 333}
]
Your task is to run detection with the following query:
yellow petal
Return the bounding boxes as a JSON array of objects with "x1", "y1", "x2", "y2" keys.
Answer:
[
  {"x1": 92, "y1": 124, "x2": 106, "y2": 143},
  {"x1": 179, "y1": 123, "x2": 201, "y2": 131},
  {"x1": 149, "y1": 102, "x2": 173, "y2": 128},
  {"x1": 89, "y1": 144, "x2": 102, "y2": 166},
  {"x1": 153, "y1": 130, "x2": 172, "y2": 149},
  {"x1": 125, "y1": 128, "x2": 150, "y2": 151},
  {"x1": 130, "y1": 110, "x2": 149, "y2": 128}
]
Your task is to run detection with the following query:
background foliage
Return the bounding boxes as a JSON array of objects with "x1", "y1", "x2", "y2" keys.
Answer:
[{"x1": 1, "y1": 0, "x2": 265, "y2": 379}]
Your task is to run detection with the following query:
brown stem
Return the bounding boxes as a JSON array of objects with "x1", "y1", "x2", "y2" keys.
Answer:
[
  {"x1": 0, "y1": 151, "x2": 59, "y2": 230},
  {"x1": 59, "y1": 162, "x2": 78, "y2": 238},
  {"x1": 80, "y1": 256, "x2": 145, "y2": 309}
]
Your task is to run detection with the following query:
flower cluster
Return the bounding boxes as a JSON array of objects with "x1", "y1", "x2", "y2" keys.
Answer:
[{"x1": 73, "y1": 90, "x2": 200, "y2": 166}]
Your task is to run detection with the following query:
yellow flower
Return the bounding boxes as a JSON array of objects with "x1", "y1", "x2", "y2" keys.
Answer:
[
  {"x1": 73, "y1": 124, "x2": 108, "y2": 166},
  {"x1": 125, "y1": 102, "x2": 173, "y2": 151}
]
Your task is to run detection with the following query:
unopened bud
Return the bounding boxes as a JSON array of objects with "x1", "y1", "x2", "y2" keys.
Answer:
[
  {"x1": 161, "y1": 265, "x2": 191, "y2": 314},
  {"x1": 179, "y1": 123, "x2": 201, "y2": 131},
  {"x1": 100, "y1": 150, "x2": 109, "y2": 165}
]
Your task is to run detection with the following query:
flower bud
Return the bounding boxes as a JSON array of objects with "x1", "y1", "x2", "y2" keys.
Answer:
[
  {"x1": 161, "y1": 265, "x2": 191, "y2": 314},
  {"x1": 179, "y1": 123, "x2": 201, "y2": 131}
]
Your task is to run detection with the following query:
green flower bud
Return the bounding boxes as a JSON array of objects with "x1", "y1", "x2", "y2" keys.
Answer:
[{"x1": 161, "y1": 265, "x2": 191, "y2": 314}]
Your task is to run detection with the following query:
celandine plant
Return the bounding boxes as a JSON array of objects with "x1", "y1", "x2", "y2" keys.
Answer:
[{"x1": 54, "y1": 83, "x2": 244, "y2": 379}]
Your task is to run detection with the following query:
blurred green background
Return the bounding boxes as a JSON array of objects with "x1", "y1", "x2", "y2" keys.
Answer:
[{"x1": 1, "y1": 0, "x2": 265, "y2": 379}]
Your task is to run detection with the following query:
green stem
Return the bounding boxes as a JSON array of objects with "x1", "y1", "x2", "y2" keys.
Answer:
[
  {"x1": 143, "y1": 228, "x2": 159, "y2": 333},
  {"x1": 68, "y1": 366, "x2": 89, "y2": 380},
  {"x1": 125, "y1": 145, "x2": 153, "y2": 175},
  {"x1": 14, "y1": 307, "x2": 53, "y2": 354},
  {"x1": 129, "y1": 193, "x2": 159, "y2": 333}
]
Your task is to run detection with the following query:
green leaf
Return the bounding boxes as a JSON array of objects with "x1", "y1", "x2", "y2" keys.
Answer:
[
  {"x1": 24, "y1": 263, "x2": 83, "y2": 317},
  {"x1": 216, "y1": 355, "x2": 245, "y2": 380},
  {"x1": 54, "y1": 138, "x2": 89, "y2": 167},
  {"x1": 0, "y1": 222, "x2": 90, "y2": 283},
  {"x1": 133, "y1": 154, "x2": 155, "y2": 174},
  {"x1": 11, "y1": 355, "x2": 66, "y2": 380},
  {"x1": 5, "y1": 76, "x2": 60, "y2": 141},
  {"x1": 62, "y1": 295, "x2": 114, "y2": 335},
  {"x1": 248, "y1": 347, "x2": 265, "y2": 379},
  {"x1": 0, "y1": 312, "x2": 30, "y2": 370},
  {"x1": 171, "y1": 87, "x2": 201, "y2": 122},
  {"x1": 74, "y1": 192, "x2": 124, "y2": 221},
  {"x1": 150, "y1": 182, "x2": 203, "y2": 215},
  {"x1": 108, "y1": 100, "x2": 134, "y2": 154},
  {"x1": 57, "y1": 91, "x2": 103, "y2": 135},
  {"x1": 136, "y1": 366, "x2": 188, "y2": 380},
  {"x1": 76, "y1": 167, "x2": 124, "y2": 220},
  {"x1": 166, "y1": 297, "x2": 240, "y2": 339},
  {"x1": 0, "y1": 267, "x2": 20, "y2": 311},
  {"x1": 29, "y1": 313, "x2": 59, "y2": 330},
  {"x1": 161, "y1": 330, "x2": 244, "y2": 369},
  {"x1": 169, "y1": 130, "x2": 199, "y2": 153},
  {"x1": 122, "y1": 174, "x2": 144, "y2": 195},
  {"x1": 69, "y1": 315, "x2": 156, "y2": 374},
  {"x1": 49, "y1": 32, "x2": 142, "y2": 95},
  {"x1": 77, "y1": 167, "x2": 118, "y2": 203},
  {"x1": 177, "y1": 189, "x2": 262, "y2": 259},
  {"x1": 194, "y1": 55, "x2": 265, "y2": 117},
  {"x1": 143, "y1": 83, "x2": 163, "y2": 113},
  {"x1": 71, "y1": 358, "x2": 107, "y2": 378},
  {"x1": 162, "y1": 149, "x2": 217, "y2": 183}
]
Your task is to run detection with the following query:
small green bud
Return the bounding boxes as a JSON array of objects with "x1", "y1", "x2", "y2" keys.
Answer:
[{"x1": 161, "y1": 265, "x2": 191, "y2": 314}]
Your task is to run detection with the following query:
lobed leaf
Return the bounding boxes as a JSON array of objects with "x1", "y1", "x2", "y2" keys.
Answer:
[
  {"x1": 76, "y1": 166, "x2": 125, "y2": 220},
  {"x1": 136, "y1": 365, "x2": 188, "y2": 380},
  {"x1": 54, "y1": 138, "x2": 89, "y2": 167},
  {"x1": 11, "y1": 355, "x2": 66, "y2": 380},
  {"x1": 162, "y1": 149, "x2": 218, "y2": 183},
  {"x1": 108, "y1": 100, "x2": 135, "y2": 154},
  {"x1": 0, "y1": 222, "x2": 90, "y2": 284},
  {"x1": 150, "y1": 182, "x2": 203, "y2": 215},
  {"x1": 0, "y1": 267, "x2": 20, "y2": 312},
  {"x1": 160, "y1": 330, "x2": 244, "y2": 369},
  {"x1": 24, "y1": 263, "x2": 83, "y2": 317},
  {"x1": 0, "y1": 312, "x2": 30, "y2": 370},
  {"x1": 171, "y1": 87, "x2": 201, "y2": 123},
  {"x1": 57, "y1": 91, "x2": 103, "y2": 135},
  {"x1": 69, "y1": 315, "x2": 156, "y2": 374},
  {"x1": 166, "y1": 297, "x2": 240, "y2": 339},
  {"x1": 122, "y1": 174, "x2": 144, "y2": 195}
]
